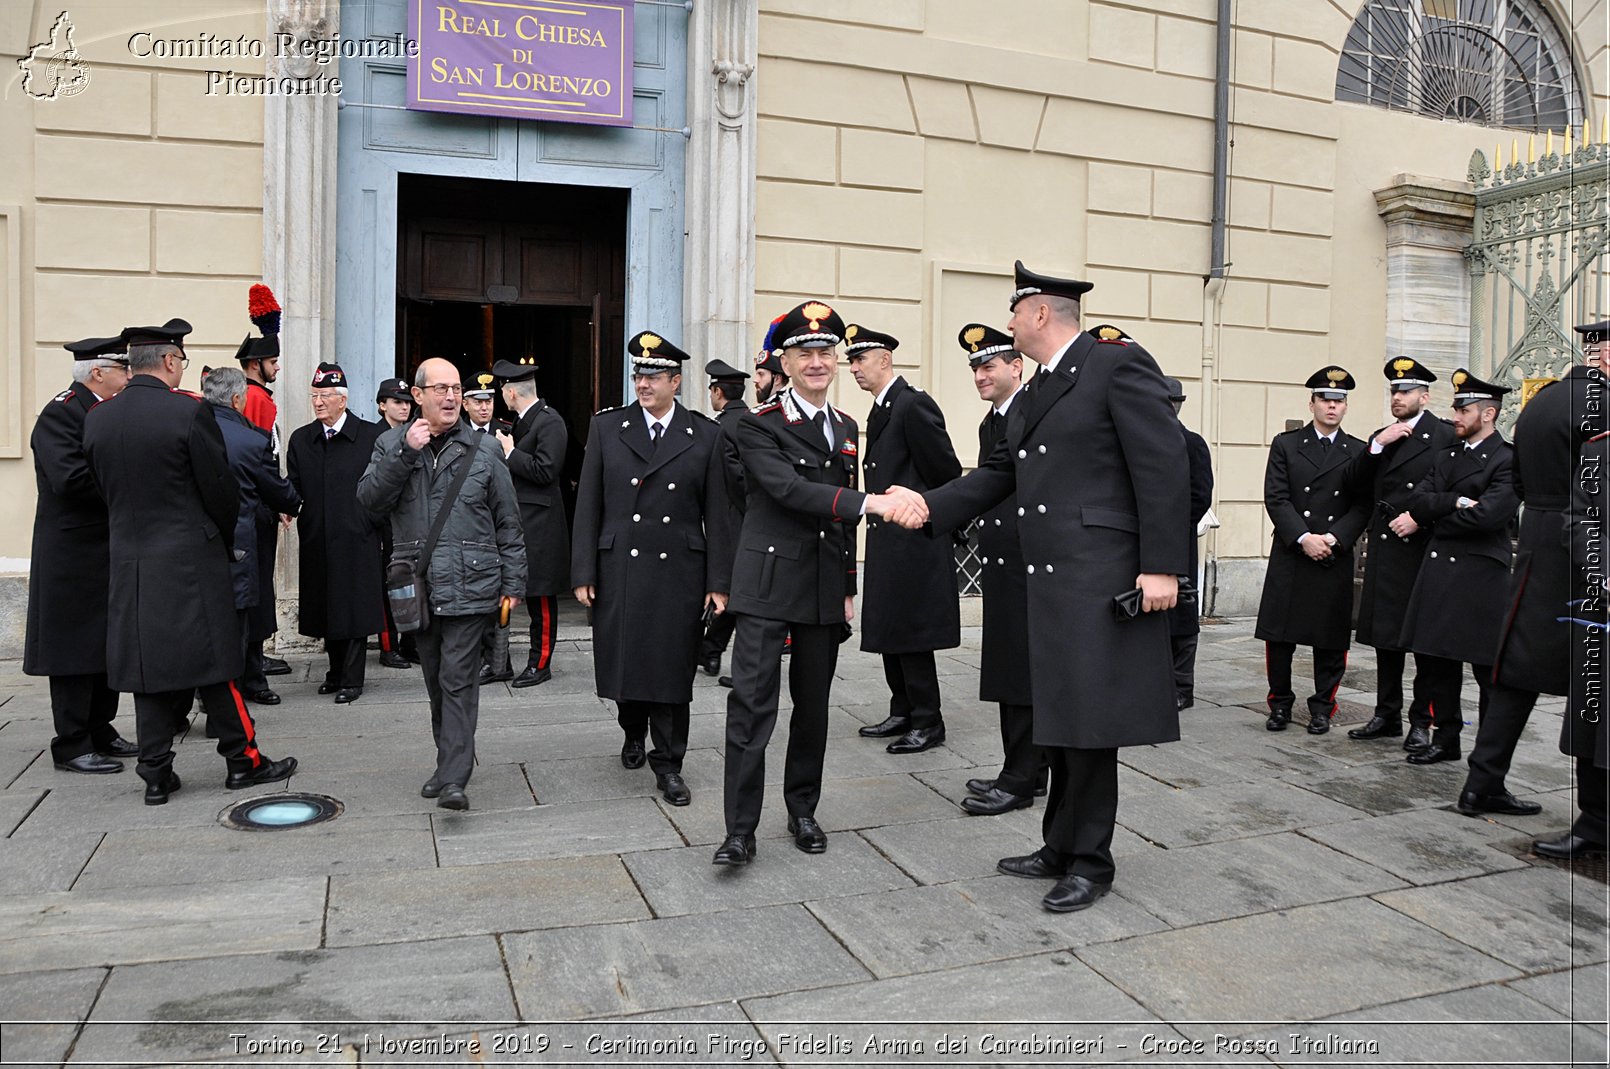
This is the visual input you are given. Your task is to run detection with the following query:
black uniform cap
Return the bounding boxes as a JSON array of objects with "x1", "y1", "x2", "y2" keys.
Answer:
[
  {"x1": 120, "y1": 318, "x2": 192, "y2": 349},
  {"x1": 771, "y1": 301, "x2": 846, "y2": 350},
  {"x1": 1009, "y1": 260, "x2": 1094, "y2": 310},
  {"x1": 375, "y1": 377, "x2": 411, "y2": 402},
  {"x1": 64, "y1": 336, "x2": 129, "y2": 362},
  {"x1": 1575, "y1": 320, "x2": 1610, "y2": 346},
  {"x1": 704, "y1": 358, "x2": 749, "y2": 384},
  {"x1": 843, "y1": 324, "x2": 899, "y2": 358},
  {"x1": 1305, "y1": 365, "x2": 1355, "y2": 399},
  {"x1": 956, "y1": 323, "x2": 1015, "y2": 366},
  {"x1": 311, "y1": 362, "x2": 347, "y2": 390},
  {"x1": 464, "y1": 372, "x2": 498, "y2": 399},
  {"x1": 1384, "y1": 357, "x2": 1436, "y2": 390},
  {"x1": 234, "y1": 333, "x2": 280, "y2": 362},
  {"x1": 491, "y1": 357, "x2": 538, "y2": 382},
  {"x1": 1450, "y1": 368, "x2": 1511, "y2": 407},
  {"x1": 628, "y1": 330, "x2": 691, "y2": 375}
]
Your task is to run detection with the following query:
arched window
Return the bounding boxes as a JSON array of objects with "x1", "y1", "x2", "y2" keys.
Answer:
[{"x1": 1336, "y1": 0, "x2": 1580, "y2": 131}]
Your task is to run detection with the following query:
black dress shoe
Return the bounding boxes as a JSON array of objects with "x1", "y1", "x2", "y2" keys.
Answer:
[
  {"x1": 1533, "y1": 832, "x2": 1609, "y2": 860},
  {"x1": 620, "y1": 739, "x2": 646, "y2": 770},
  {"x1": 656, "y1": 772, "x2": 691, "y2": 806},
  {"x1": 143, "y1": 771, "x2": 181, "y2": 806},
  {"x1": 711, "y1": 834, "x2": 756, "y2": 866},
  {"x1": 380, "y1": 650, "x2": 411, "y2": 669},
  {"x1": 317, "y1": 681, "x2": 339, "y2": 695},
  {"x1": 717, "y1": 675, "x2": 733, "y2": 689},
  {"x1": 1457, "y1": 789, "x2": 1542, "y2": 817},
  {"x1": 246, "y1": 688, "x2": 281, "y2": 706},
  {"x1": 887, "y1": 725, "x2": 945, "y2": 754},
  {"x1": 511, "y1": 665, "x2": 552, "y2": 688},
  {"x1": 997, "y1": 851, "x2": 1068, "y2": 879},
  {"x1": 1307, "y1": 713, "x2": 1331, "y2": 735},
  {"x1": 56, "y1": 752, "x2": 123, "y2": 775},
  {"x1": 787, "y1": 815, "x2": 827, "y2": 853},
  {"x1": 97, "y1": 735, "x2": 139, "y2": 758},
  {"x1": 420, "y1": 778, "x2": 441, "y2": 799},
  {"x1": 262, "y1": 657, "x2": 291, "y2": 676},
  {"x1": 437, "y1": 784, "x2": 469, "y2": 810},
  {"x1": 1406, "y1": 742, "x2": 1460, "y2": 765},
  {"x1": 1176, "y1": 692, "x2": 1193, "y2": 711},
  {"x1": 333, "y1": 688, "x2": 362, "y2": 704},
  {"x1": 225, "y1": 755, "x2": 298, "y2": 789},
  {"x1": 1404, "y1": 725, "x2": 1432, "y2": 752},
  {"x1": 1348, "y1": 715, "x2": 1402, "y2": 740},
  {"x1": 1042, "y1": 874, "x2": 1112, "y2": 913},
  {"x1": 961, "y1": 787, "x2": 1032, "y2": 816},
  {"x1": 478, "y1": 664, "x2": 513, "y2": 685},
  {"x1": 1034, "y1": 780, "x2": 1048, "y2": 798},
  {"x1": 965, "y1": 777, "x2": 996, "y2": 796},
  {"x1": 858, "y1": 714, "x2": 911, "y2": 738},
  {"x1": 1266, "y1": 709, "x2": 1291, "y2": 731},
  {"x1": 700, "y1": 653, "x2": 722, "y2": 677}
]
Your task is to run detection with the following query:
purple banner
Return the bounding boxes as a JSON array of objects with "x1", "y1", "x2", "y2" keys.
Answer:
[{"x1": 408, "y1": 0, "x2": 633, "y2": 126}]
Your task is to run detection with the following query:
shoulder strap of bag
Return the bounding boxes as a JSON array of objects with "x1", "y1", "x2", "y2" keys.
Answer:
[{"x1": 420, "y1": 440, "x2": 478, "y2": 578}]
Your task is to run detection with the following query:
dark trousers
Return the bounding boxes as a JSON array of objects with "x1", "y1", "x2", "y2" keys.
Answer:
[
  {"x1": 1170, "y1": 633, "x2": 1199, "y2": 701},
  {"x1": 323, "y1": 637, "x2": 367, "y2": 690},
  {"x1": 1374, "y1": 646, "x2": 1434, "y2": 729},
  {"x1": 417, "y1": 613, "x2": 488, "y2": 787},
  {"x1": 1573, "y1": 758, "x2": 1609, "y2": 844},
  {"x1": 996, "y1": 702, "x2": 1046, "y2": 798},
  {"x1": 133, "y1": 681, "x2": 261, "y2": 785},
  {"x1": 1265, "y1": 641, "x2": 1347, "y2": 721},
  {"x1": 241, "y1": 638, "x2": 269, "y2": 693},
  {"x1": 1041, "y1": 746, "x2": 1120, "y2": 883},
  {"x1": 1464, "y1": 679, "x2": 1538, "y2": 794},
  {"x1": 882, "y1": 651, "x2": 943, "y2": 731},
  {"x1": 617, "y1": 700, "x2": 690, "y2": 774},
  {"x1": 480, "y1": 609, "x2": 511, "y2": 673},
  {"x1": 48, "y1": 673, "x2": 121, "y2": 763},
  {"x1": 1418, "y1": 655, "x2": 1491, "y2": 745},
  {"x1": 699, "y1": 609, "x2": 736, "y2": 663},
  {"x1": 526, "y1": 595, "x2": 559, "y2": 670},
  {"x1": 724, "y1": 614, "x2": 840, "y2": 837}
]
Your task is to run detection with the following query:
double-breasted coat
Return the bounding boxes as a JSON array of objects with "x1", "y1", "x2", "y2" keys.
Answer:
[
  {"x1": 505, "y1": 399, "x2": 571, "y2": 597},
  {"x1": 975, "y1": 395, "x2": 1032, "y2": 706},
  {"x1": 287, "y1": 415, "x2": 387, "y2": 641},
  {"x1": 24, "y1": 380, "x2": 114, "y2": 677},
  {"x1": 81, "y1": 375, "x2": 243, "y2": 692},
  {"x1": 925, "y1": 333, "x2": 1189, "y2": 749},
  {"x1": 1567, "y1": 433, "x2": 1608, "y2": 768},
  {"x1": 1254, "y1": 424, "x2": 1371, "y2": 650},
  {"x1": 861, "y1": 376, "x2": 963, "y2": 654},
  {"x1": 1166, "y1": 423, "x2": 1214, "y2": 638},
  {"x1": 714, "y1": 397, "x2": 749, "y2": 533},
  {"x1": 1351, "y1": 413, "x2": 1458, "y2": 651},
  {"x1": 1400, "y1": 433, "x2": 1519, "y2": 664},
  {"x1": 570, "y1": 402, "x2": 732, "y2": 703}
]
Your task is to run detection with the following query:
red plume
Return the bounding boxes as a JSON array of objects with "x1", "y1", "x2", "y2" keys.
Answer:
[{"x1": 248, "y1": 283, "x2": 281, "y2": 335}]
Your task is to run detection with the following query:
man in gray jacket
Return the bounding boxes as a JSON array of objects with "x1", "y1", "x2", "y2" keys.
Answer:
[{"x1": 358, "y1": 358, "x2": 526, "y2": 811}]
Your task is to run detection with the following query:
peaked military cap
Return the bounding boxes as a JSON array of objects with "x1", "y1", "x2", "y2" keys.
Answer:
[
  {"x1": 1575, "y1": 320, "x2": 1610, "y2": 346},
  {"x1": 1450, "y1": 368, "x2": 1510, "y2": 407},
  {"x1": 704, "y1": 358, "x2": 749, "y2": 384},
  {"x1": 120, "y1": 318, "x2": 192, "y2": 349},
  {"x1": 1163, "y1": 377, "x2": 1187, "y2": 402},
  {"x1": 64, "y1": 336, "x2": 128, "y2": 362},
  {"x1": 1009, "y1": 260, "x2": 1094, "y2": 310},
  {"x1": 464, "y1": 372, "x2": 498, "y2": 399},
  {"x1": 234, "y1": 334, "x2": 279, "y2": 362},
  {"x1": 842, "y1": 324, "x2": 899, "y2": 358},
  {"x1": 956, "y1": 323, "x2": 1015, "y2": 366},
  {"x1": 491, "y1": 357, "x2": 538, "y2": 381},
  {"x1": 375, "y1": 377, "x2": 411, "y2": 402},
  {"x1": 1088, "y1": 323, "x2": 1132, "y2": 343},
  {"x1": 628, "y1": 330, "x2": 691, "y2": 374},
  {"x1": 1305, "y1": 365, "x2": 1355, "y2": 399},
  {"x1": 1384, "y1": 356, "x2": 1436, "y2": 390},
  {"x1": 310, "y1": 362, "x2": 347, "y2": 390},
  {"x1": 772, "y1": 300, "x2": 846, "y2": 350}
]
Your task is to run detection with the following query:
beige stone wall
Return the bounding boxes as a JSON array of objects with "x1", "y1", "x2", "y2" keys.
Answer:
[
  {"x1": 752, "y1": 0, "x2": 1608, "y2": 607},
  {"x1": 0, "y1": 0, "x2": 266, "y2": 560}
]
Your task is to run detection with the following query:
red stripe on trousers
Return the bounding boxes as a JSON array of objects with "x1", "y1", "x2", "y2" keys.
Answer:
[
  {"x1": 536, "y1": 596, "x2": 553, "y2": 669},
  {"x1": 1326, "y1": 652, "x2": 1346, "y2": 718},
  {"x1": 228, "y1": 681, "x2": 262, "y2": 767}
]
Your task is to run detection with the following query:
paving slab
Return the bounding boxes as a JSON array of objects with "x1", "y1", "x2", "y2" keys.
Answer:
[
  {"x1": 431, "y1": 796, "x2": 684, "y2": 866},
  {"x1": 0, "y1": 966, "x2": 105, "y2": 1066},
  {"x1": 858, "y1": 814, "x2": 1046, "y2": 885},
  {"x1": 0, "y1": 830, "x2": 102, "y2": 894},
  {"x1": 1114, "y1": 779, "x2": 1365, "y2": 849},
  {"x1": 0, "y1": 877, "x2": 325, "y2": 975},
  {"x1": 0, "y1": 745, "x2": 40, "y2": 788},
  {"x1": 1507, "y1": 962, "x2": 1610, "y2": 1023},
  {"x1": 1297, "y1": 757, "x2": 1472, "y2": 816},
  {"x1": 325, "y1": 854, "x2": 649, "y2": 947},
  {"x1": 1076, "y1": 899, "x2": 1519, "y2": 1031},
  {"x1": 70, "y1": 937, "x2": 517, "y2": 1065},
  {"x1": 622, "y1": 833, "x2": 914, "y2": 917},
  {"x1": 1374, "y1": 866, "x2": 1609, "y2": 972},
  {"x1": 10, "y1": 773, "x2": 295, "y2": 836},
  {"x1": 503, "y1": 903, "x2": 870, "y2": 1019},
  {"x1": 1300, "y1": 806, "x2": 1533, "y2": 884},
  {"x1": 1121, "y1": 733, "x2": 1351, "y2": 789},
  {"x1": 524, "y1": 747, "x2": 726, "y2": 805},
  {"x1": 253, "y1": 761, "x2": 536, "y2": 818},
  {"x1": 0, "y1": 786, "x2": 45, "y2": 835}
]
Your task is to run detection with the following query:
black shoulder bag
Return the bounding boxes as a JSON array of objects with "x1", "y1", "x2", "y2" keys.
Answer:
[{"x1": 386, "y1": 442, "x2": 476, "y2": 633}]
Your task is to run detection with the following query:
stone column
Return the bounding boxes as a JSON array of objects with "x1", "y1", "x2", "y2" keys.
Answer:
[
  {"x1": 1373, "y1": 174, "x2": 1477, "y2": 378},
  {"x1": 683, "y1": 0, "x2": 758, "y2": 414}
]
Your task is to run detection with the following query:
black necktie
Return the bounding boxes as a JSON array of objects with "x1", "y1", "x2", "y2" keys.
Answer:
[
  {"x1": 650, "y1": 422, "x2": 663, "y2": 454},
  {"x1": 324, "y1": 426, "x2": 336, "y2": 440},
  {"x1": 1319, "y1": 436, "x2": 1331, "y2": 451},
  {"x1": 812, "y1": 410, "x2": 828, "y2": 449}
]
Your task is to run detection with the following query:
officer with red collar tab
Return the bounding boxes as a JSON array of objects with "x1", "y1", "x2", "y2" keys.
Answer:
[{"x1": 82, "y1": 318, "x2": 296, "y2": 805}]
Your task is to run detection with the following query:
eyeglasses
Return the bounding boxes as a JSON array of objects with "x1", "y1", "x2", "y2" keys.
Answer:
[
  {"x1": 419, "y1": 383, "x2": 463, "y2": 397},
  {"x1": 172, "y1": 353, "x2": 190, "y2": 369},
  {"x1": 309, "y1": 391, "x2": 343, "y2": 403}
]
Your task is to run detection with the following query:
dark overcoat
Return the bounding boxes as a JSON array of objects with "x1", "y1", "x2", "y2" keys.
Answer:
[
  {"x1": 215, "y1": 405, "x2": 301, "y2": 611},
  {"x1": 1166, "y1": 423, "x2": 1214, "y2": 638},
  {"x1": 727, "y1": 390, "x2": 863, "y2": 625},
  {"x1": 1494, "y1": 367, "x2": 1609, "y2": 693},
  {"x1": 81, "y1": 375, "x2": 242, "y2": 692},
  {"x1": 24, "y1": 380, "x2": 114, "y2": 677},
  {"x1": 570, "y1": 402, "x2": 732, "y2": 703},
  {"x1": 1400, "y1": 433, "x2": 1518, "y2": 663},
  {"x1": 924, "y1": 333, "x2": 1189, "y2": 749},
  {"x1": 861, "y1": 376, "x2": 963, "y2": 654},
  {"x1": 1254, "y1": 424, "x2": 1371, "y2": 649},
  {"x1": 506, "y1": 400, "x2": 571, "y2": 596},
  {"x1": 1351, "y1": 413, "x2": 1458, "y2": 651},
  {"x1": 287, "y1": 415, "x2": 387, "y2": 640},
  {"x1": 975, "y1": 396, "x2": 1031, "y2": 706},
  {"x1": 1566, "y1": 434, "x2": 1608, "y2": 768},
  {"x1": 714, "y1": 398, "x2": 749, "y2": 530}
]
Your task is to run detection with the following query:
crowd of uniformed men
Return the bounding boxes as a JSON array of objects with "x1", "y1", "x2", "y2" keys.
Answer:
[{"x1": 24, "y1": 264, "x2": 1609, "y2": 914}]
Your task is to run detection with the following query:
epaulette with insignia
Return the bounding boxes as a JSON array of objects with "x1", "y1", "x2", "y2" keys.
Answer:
[
  {"x1": 1090, "y1": 323, "x2": 1132, "y2": 344},
  {"x1": 594, "y1": 404, "x2": 625, "y2": 416},
  {"x1": 754, "y1": 398, "x2": 783, "y2": 415},
  {"x1": 692, "y1": 410, "x2": 717, "y2": 423},
  {"x1": 53, "y1": 389, "x2": 74, "y2": 403}
]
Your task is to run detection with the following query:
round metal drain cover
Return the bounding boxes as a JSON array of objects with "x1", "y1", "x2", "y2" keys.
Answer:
[{"x1": 223, "y1": 793, "x2": 341, "y2": 831}]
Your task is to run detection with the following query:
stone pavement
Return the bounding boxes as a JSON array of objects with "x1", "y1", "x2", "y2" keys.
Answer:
[{"x1": 0, "y1": 613, "x2": 1605, "y2": 1067}]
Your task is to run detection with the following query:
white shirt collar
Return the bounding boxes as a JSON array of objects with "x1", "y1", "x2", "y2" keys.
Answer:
[
  {"x1": 643, "y1": 404, "x2": 675, "y2": 434},
  {"x1": 873, "y1": 377, "x2": 897, "y2": 409},
  {"x1": 1043, "y1": 332, "x2": 1082, "y2": 376},
  {"x1": 1402, "y1": 409, "x2": 1426, "y2": 430},
  {"x1": 995, "y1": 385, "x2": 1024, "y2": 417},
  {"x1": 323, "y1": 413, "x2": 348, "y2": 437},
  {"x1": 516, "y1": 398, "x2": 540, "y2": 420},
  {"x1": 790, "y1": 392, "x2": 836, "y2": 448},
  {"x1": 1315, "y1": 427, "x2": 1337, "y2": 443}
]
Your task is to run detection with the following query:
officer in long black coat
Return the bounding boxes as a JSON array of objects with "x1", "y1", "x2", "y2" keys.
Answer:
[
  {"x1": 287, "y1": 363, "x2": 386, "y2": 702},
  {"x1": 24, "y1": 336, "x2": 137, "y2": 774},
  {"x1": 493, "y1": 359, "x2": 571, "y2": 688},
  {"x1": 1398, "y1": 370, "x2": 1519, "y2": 769},
  {"x1": 82, "y1": 319, "x2": 296, "y2": 804},
  {"x1": 1161, "y1": 373, "x2": 1214, "y2": 710},
  {"x1": 1347, "y1": 358, "x2": 1458, "y2": 749},
  {"x1": 571, "y1": 332, "x2": 731, "y2": 807},
  {"x1": 696, "y1": 358, "x2": 750, "y2": 680},
  {"x1": 1254, "y1": 367, "x2": 1371, "y2": 734},
  {"x1": 955, "y1": 324, "x2": 1044, "y2": 815},
  {"x1": 846, "y1": 325, "x2": 963, "y2": 755}
]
